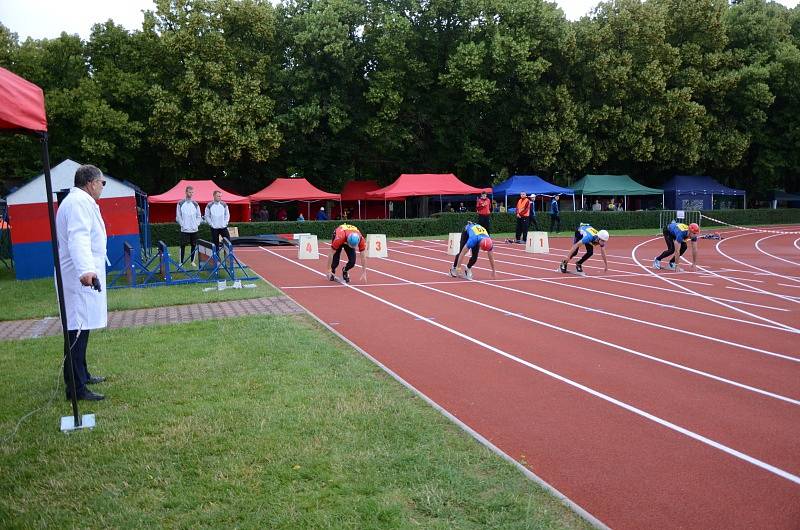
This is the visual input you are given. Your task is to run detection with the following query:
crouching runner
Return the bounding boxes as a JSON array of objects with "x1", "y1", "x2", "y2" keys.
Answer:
[
  {"x1": 654, "y1": 221, "x2": 699, "y2": 272},
  {"x1": 561, "y1": 223, "x2": 609, "y2": 275},
  {"x1": 450, "y1": 221, "x2": 496, "y2": 280},
  {"x1": 328, "y1": 223, "x2": 368, "y2": 284}
]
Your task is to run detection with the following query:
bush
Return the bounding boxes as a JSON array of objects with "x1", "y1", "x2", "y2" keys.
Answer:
[{"x1": 147, "y1": 208, "x2": 800, "y2": 246}]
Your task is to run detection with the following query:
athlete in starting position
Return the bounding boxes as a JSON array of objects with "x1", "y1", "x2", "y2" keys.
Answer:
[
  {"x1": 328, "y1": 223, "x2": 368, "y2": 283},
  {"x1": 561, "y1": 223, "x2": 609, "y2": 275},
  {"x1": 653, "y1": 221, "x2": 699, "y2": 271},
  {"x1": 450, "y1": 222, "x2": 496, "y2": 280}
]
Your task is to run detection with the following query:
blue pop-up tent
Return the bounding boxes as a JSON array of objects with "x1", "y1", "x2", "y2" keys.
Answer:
[
  {"x1": 662, "y1": 175, "x2": 745, "y2": 210},
  {"x1": 492, "y1": 175, "x2": 575, "y2": 211}
]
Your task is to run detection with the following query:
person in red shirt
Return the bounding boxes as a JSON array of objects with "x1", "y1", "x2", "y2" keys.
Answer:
[
  {"x1": 476, "y1": 191, "x2": 492, "y2": 231},
  {"x1": 327, "y1": 223, "x2": 368, "y2": 284},
  {"x1": 514, "y1": 192, "x2": 531, "y2": 243}
]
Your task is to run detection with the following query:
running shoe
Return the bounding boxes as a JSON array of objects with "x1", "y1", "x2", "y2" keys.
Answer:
[
  {"x1": 449, "y1": 266, "x2": 458, "y2": 278},
  {"x1": 652, "y1": 259, "x2": 661, "y2": 270},
  {"x1": 329, "y1": 272, "x2": 336, "y2": 281},
  {"x1": 462, "y1": 265, "x2": 473, "y2": 280},
  {"x1": 576, "y1": 263, "x2": 583, "y2": 274},
  {"x1": 668, "y1": 261, "x2": 677, "y2": 270},
  {"x1": 342, "y1": 270, "x2": 351, "y2": 284},
  {"x1": 560, "y1": 260, "x2": 568, "y2": 273}
]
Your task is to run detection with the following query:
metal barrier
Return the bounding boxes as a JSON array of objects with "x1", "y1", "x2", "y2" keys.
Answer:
[
  {"x1": 106, "y1": 239, "x2": 257, "y2": 288},
  {"x1": 658, "y1": 210, "x2": 701, "y2": 230}
]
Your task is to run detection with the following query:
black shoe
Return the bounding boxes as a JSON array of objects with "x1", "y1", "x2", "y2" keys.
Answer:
[
  {"x1": 87, "y1": 376, "x2": 105, "y2": 384},
  {"x1": 342, "y1": 271, "x2": 350, "y2": 284},
  {"x1": 560, "y1": 260, "x2": 568, "y2": 273},
  {"x1": 329, "y1": 273, "x2": 336, "y2": 281},
  {"x1": 576, "y1": 263, "x2": 583, "y2": 273},
  {"x1": 67, "y1": 390, "x2": 105, "y2": 401}
]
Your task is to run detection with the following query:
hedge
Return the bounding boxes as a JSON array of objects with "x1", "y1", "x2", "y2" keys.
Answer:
[{"x1": 146, "y1": 208, "x2": 800, "y2": 246}]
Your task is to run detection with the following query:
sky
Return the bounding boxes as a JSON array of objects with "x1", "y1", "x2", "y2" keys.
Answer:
[{"x1": 1, "y1": 0, "x2": 799, "y2": 41}]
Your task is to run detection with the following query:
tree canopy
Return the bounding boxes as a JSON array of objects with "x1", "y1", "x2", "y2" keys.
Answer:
[{"x1": 1, "y1": 0, "x2": 798, "y2": 197}]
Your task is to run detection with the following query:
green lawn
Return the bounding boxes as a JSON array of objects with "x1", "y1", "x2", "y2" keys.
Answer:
[
  {"x1": 0, "y1": 268, "x2": 278, "y2": 322},
  {"x1": 0, "y1": 315, "x2": 588, "y2": 529}
]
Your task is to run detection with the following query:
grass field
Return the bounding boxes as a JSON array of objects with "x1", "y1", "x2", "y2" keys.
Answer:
[{"x1": 0, "y1": 315, "x2": 587, "y2": 529}]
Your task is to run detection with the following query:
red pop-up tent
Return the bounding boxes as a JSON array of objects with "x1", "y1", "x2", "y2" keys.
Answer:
[
  {"x1": 366, "y1": 173, "x2": 490, "y2": 218},
  {"x1": 1, "y1": 66, "x2": 82, "y2": 426},
  {"x1": 148, "y1": 179, "x2": 251, "y2": 223},
  {"x1": 249, "y1": 177, "x2": 341, "y2": 220},
  {"x1": 340, "y1": 180, "x2": 382, "y2": 219}
]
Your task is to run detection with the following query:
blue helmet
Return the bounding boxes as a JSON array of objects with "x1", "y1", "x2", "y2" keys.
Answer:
[{"x1": 347, "y1": 232, "x2": 361, "y2": 247}]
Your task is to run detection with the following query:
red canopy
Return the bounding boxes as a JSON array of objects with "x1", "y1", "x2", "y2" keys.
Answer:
[
  {"x1": 149, "y1": 179, "x2": 250, "y2": 204},
  {"x1": 0, "y1": 67, "x2": 48, "y2": 133},
  {"x1": 366, "y1": 173, "x2": 489, "y2": 200},
  {"x1": 340, "y1": 180, "x2": 381, "y2": 201},
  {"x1": 249, "y1": 178, "x2": 340, "y2": 202}
]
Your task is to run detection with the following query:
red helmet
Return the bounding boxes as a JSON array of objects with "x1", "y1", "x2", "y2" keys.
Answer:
[
  {"x1": 479, "y1": 238, "x2": 493, "y2": 251},
  {"x1": 688, "y1": 223, "x2": 700, "y2": 235}
]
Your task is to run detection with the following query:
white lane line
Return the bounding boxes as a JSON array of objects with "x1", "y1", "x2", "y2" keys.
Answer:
[
  {"x1": 779, "y1": 283, "x2": 800, "y2": 290},
  {"x1": 795, "y1": 238, "x2": 800, "y2": 252},
  {"x1": 411, "y1": 241, "x2": 793, "y2": 326},
  {"x1": 388, "y1": 244, "x2": 799, "y2": 364},
  {"x1": 755, "y1": 234, "x2": 800, "y2": 268},
  {"x1": 631, "y1": 239, "x2": 800, "y2": 334},
  {"x1": 727, "y1": 286, "x2": 800, "y2": 300},
  {"x1": 261, "y1": 246, "x2": 800, "y2": 487},
  {"x1": 715, "y1": 233, "x2": 800, "y2": 286}
]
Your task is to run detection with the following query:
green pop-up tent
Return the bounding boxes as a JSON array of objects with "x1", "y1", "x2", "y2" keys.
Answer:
[{"x1": 572, "y1": 174, "x2": 663, "y2": 210}]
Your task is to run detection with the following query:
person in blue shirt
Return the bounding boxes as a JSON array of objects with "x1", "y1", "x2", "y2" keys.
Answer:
[
  {"x1": 560, "y1": 223, "x2": 609, "y2": 275},
  {"x1": 549, "y1": 195, "x2": 561, "y2": 233},
  {"x1": 316, "y1": 207, "x2": 329, "y2": 221},
  {"x1": 654, "y1": 222, "x2": 700, "y2": 271},
  {"x1": 450, "y1": 222, "x2": 496, "y2": 280}
]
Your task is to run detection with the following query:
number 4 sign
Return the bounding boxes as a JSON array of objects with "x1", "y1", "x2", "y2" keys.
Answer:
[{"x1": 298, "y1": 234, "x2": 319, "y2": 259}]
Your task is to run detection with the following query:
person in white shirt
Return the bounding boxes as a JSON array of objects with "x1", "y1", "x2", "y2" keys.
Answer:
[
  {"x1": 56, "y1": 165, "x2": 108, "y2": 401},
  {"x1": 204, "y1": 190, "x2": 230, "y2": 251},
  {"x1": 176, "y1": 186, "x2": 202, "y2": 265}
]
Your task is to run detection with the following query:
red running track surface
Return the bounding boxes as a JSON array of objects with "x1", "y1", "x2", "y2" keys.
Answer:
[{"x1": 237, "y1": 227, "x2": 800, "y2": 529}]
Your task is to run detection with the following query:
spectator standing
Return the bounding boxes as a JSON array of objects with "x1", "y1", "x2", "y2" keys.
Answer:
[
  {"x1": 549, "y1": 195, "x2": 561, "y2": 233},
  {"x1": 316, "y1": 207, "x2": 329, "y2": 221},
  {"x1": 176, "y1": 186, "x2": 202, "y2": 265},
  {"x1": 476, "y1": 191, "x2": 492, "y2": 231},
  {"x1": 592, "y1": 199, "x2": 602, "y2": 211},
  {"x1": 514, "y1": 192, "x2": 531, "y2": 243},
  {"x1": 204, "y1": 190, "x2": 230, "y2": 251}
]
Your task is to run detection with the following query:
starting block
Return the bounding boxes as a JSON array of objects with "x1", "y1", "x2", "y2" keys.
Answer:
[
  {"x1": 298, "y1": 234, "x2": 319, "y2": 259},
  {"x1": 447, "y1": 233, "x2": 461, "y2": 255},
  {"x1": 366, "y1": 234, "x2": 388, "y2": 258},
  {"x1": 526, "y1": 231, "x2": 549, "y2": 254}
]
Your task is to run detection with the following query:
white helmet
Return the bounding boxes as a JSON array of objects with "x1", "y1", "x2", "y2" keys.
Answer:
[{"x1": 597, "y1": 229, "x2": 609, "y2": 242}]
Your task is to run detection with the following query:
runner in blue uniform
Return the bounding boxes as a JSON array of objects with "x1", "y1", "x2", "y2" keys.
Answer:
[
  {"x1": 450, "y1": 222, "x2": 496, "y2": 280},
  {"x1": 560, "y1": 223, "x2": 609, "y2": 275},
  {"x1": 653, "y1": 222, "x2": 700, "y2": 271}
]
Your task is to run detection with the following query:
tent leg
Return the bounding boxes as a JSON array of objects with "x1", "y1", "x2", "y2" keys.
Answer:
[
  {"x1": 404, "y1": 199, "x2": 407, "y2": 219},
  {"x1": 41, "y1": 134, "x2": 81, "y2": 426},
  {"x1": 711, "y1": 193, "x2": 714, "y2": 211}
]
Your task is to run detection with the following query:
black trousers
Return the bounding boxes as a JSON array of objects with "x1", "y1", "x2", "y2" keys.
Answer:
[
  {"x1": 569, "y1": 230, "x2": 594, "y2": 265},
  {"x1": 453, "y1": 231, "x2": 479, "y2": 269},
  {"x1": 549, "y1": 213, "x2": 560, "y2": 232},
  {"x1": 211, "y1": 227, "x2": 231, "y2": 251},
  {"x1": 478, "y1": 215, "x2": 491, "y2": 232},
  {"x1": 64, "y1": 329, "x2": 91, "y2": 398},
  {"x1": 180, "y1": 231, "x2": 199, "y2": 262},
  {"x1": 331, "y1": 245, "x2": 357, "y2": 273},
  {"x1": 515, "y1": 217, "x2": 530, "y2": 241},
  {"x1": 656, "y1": 229, "x2": 686, "y2": 263}
]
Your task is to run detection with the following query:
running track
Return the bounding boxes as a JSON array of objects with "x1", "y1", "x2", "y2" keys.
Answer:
[{"x1": 238, "y1": 226, "x2": 800, "y2": 529}]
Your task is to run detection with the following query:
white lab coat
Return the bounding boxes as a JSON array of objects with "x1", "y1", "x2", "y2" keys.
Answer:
[{"x1": 56, "y1": 187, "x2": 108, "y2": 330}]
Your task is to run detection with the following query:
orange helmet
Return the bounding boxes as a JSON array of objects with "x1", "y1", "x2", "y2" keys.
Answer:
[{"x1": 688, "y1": 223, "x2": 700, "y2": 235}]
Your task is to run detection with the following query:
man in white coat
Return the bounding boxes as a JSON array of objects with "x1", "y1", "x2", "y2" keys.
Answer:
[
  {"x1": 176, "y1": 185, "x2": 202, "y2": 265},
  {"x1": 204, "y1": 190, "x2": 230, "y2": 252},
  {"x1": 56, "y1": 165, "x2": 108, "y2": 401}
]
